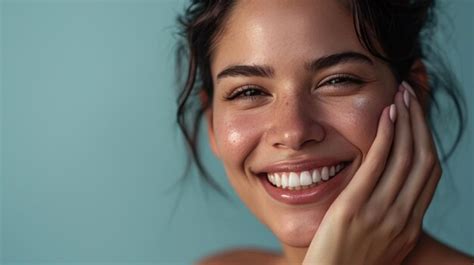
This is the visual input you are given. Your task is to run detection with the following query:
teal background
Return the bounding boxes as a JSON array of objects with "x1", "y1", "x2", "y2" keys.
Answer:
[{"x1": 0, "y1": 0, "x2": 472, "y2": 264}]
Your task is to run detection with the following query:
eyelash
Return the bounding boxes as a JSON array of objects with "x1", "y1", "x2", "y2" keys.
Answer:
[
  {"x1": 224, "y1": 74, "x2": 363, "y2": 101},
  {"x1": 318, "y1": 74, "x2": 364, "y2": 88},
  {"x1": 224, "y1": 85, "x2": 267, "y2": 101}
]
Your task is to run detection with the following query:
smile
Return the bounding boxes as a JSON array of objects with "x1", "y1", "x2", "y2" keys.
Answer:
[
  {"x1": 267, "y1": 162, "x2": 347, "y2": 190},
  {"x1": 258, "y1": 161, "x2": 352, "y2": 205}
]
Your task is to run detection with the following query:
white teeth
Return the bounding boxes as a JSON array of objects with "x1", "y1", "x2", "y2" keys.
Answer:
[
  {"x1": 281, "y1": 173, "x2": 288, "y2": 188},
  {"x1": 288, "y1": 172, "x2": 300, "y2": 189},
  {"x1": 266, "y1": 162, "x2": 347, "y2": 189},
  {"x1": 321, "y1": 166, "x2": 329, "y2": 181},
  {"x1": 312, "y1": 169, "x2": 321, "y2": 183},
  {"x1": 269, "y1": 173, "x2": 274, "y2": 183},
  {"x1": 275, "y1": 173, "x2": 281, "y2": 187},
  {"x1": 300, "y1": 171, "x2": 312, "y2": 186}
]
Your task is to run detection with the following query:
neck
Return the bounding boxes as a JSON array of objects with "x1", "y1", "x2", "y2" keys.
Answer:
[{"x1": 280, "y1": 243, "x2": 309, "y2": 264}]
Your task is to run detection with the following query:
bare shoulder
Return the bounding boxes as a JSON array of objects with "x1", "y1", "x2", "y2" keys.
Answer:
[
  {"x1": 403, "y1": 231, "x2": 473, "y2": 265},
  {"x1": 195, "y1": 248, "x2": 283, "y2": 265}
]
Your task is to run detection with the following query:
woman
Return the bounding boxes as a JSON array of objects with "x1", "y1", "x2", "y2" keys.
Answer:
[{"x1": 175, "y1": 0, "x2": 473, "y2": 264}]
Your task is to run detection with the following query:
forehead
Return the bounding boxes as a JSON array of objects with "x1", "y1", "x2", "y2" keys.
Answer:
[{"x1": 211, "y1": 0, "x2": 368, "y2": 76}]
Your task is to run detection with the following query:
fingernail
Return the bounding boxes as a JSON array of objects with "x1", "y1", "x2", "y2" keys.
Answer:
[
  {"x1": 402, "y1": 81, "x2": 417, "y2": 99},
  {"x1": 398, "y1": 83, "x2": 405, "y2": 92},
  {"x1": 389, "y1": 104, "x2": 397, "y2": 123},
  {"x1": 403, "y1": 89, "x2": 410, "y2": 108}
]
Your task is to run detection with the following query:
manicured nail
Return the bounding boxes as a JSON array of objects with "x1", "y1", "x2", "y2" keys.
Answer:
[
  {"x1": 389, "y1": 104, "x2": 397, "y2": 123},
  {"x1": 402, "y1": 81, "x2": 417, "y2": 99},
  {"x1": 403, "y1": 89, "x2": 410, "y2": 108},
  {"x1": 398, "y1": 83, "x2": 405, "y2": 92}
]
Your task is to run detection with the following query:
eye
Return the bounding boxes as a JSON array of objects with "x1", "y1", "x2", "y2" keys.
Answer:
[
  {"x1": 318, "y1": 74, "x2": 364, "y2": 88},
  {"x1": 224, "y1": 85, "x2": 268, "y2": 101}
]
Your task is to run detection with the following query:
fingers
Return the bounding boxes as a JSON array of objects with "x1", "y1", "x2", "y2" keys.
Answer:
[
  {"x1": 337, "y1": 104, "x2": 396, "y2": 211},
  {"x1": 368, "y1": 84, "x2": 414, "y2": 215},
  {"x1": 410, "y1": 161, "x2": 442, "y2": 225},
  {"x1": 390, "y1": 82, "x2": 439, "y2": 223},
  {"x1": 389, "y1": 164, "x2": 441, "y2": 262}
]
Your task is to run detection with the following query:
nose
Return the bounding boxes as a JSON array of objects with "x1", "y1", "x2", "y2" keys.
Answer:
[{"x1": 265, "y1": 95, "x2": 326, "y2": 150}]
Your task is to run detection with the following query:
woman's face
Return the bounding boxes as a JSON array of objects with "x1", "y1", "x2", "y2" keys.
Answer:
[{"x1": 207, "y1": 0, "x2": 398, "y2": 247}]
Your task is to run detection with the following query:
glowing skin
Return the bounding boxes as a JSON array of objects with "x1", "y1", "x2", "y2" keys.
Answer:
[{"x1": 206, "y1": 0, "x2": 397, "y2": 261}]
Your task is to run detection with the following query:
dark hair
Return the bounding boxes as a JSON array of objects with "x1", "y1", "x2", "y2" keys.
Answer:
[{"x1": 174, "y1": 0, "x2": 467, "y2": 196}]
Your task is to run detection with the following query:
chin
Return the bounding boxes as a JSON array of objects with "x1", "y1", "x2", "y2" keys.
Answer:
[
  {"x1": 264, "y1": 208, "x2": 327, "y2": 247},
  {"x1": 273, "y1": 218, "x2": 320, "y2": 247}
]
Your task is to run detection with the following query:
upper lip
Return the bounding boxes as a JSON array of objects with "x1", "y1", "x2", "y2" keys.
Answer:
[{"x1": 255, "y1": 158, "x2": 348, "y2": 174}]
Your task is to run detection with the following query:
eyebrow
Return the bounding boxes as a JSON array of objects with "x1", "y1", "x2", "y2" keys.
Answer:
[
  {"x1": 305, "y1": 51, "x2": 373, "y2": 72},
  {"x1": 217, "y1": 64, "x2": 274, "y2": 80},
  {"x1": 216, "y1": 51, "x2": 373, "y2": 80}
]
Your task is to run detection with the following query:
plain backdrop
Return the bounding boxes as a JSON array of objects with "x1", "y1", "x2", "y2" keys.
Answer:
[{"x1": 1, "y1": 0, "x2": 473, "y2": 264}]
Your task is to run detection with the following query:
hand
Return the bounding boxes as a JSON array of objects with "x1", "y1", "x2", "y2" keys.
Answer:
[{"x1": 303, "y1": 81, "x2": 442, "y2": 265}]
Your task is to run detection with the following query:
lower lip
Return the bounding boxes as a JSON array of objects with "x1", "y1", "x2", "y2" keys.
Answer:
[{"x1": 259, "y1": 163, "x2": 351, "y2": 205}]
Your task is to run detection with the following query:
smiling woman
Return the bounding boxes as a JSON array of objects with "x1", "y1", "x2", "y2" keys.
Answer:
[{"x1": 175, "y1": 0, "x2": 472, "y2": 264}]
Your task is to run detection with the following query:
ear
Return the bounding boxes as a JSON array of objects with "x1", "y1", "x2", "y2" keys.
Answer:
[
  {"x1": 407, "y1": 59, "x2": 430, "y2": 111},
  {"x1": 200, "y1": 90, "x2": 220, "y2": 158}
]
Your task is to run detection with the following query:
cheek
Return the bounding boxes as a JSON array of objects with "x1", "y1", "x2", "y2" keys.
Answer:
[
  {"x1": 212, "y1": 111, "x2": 266, "y2": 200},
  {"x1": 343, "y1": 96, "x2": 388, "y2": 158},
  {"x1": 213, "y1": 113, "x2": 263, "y2": 169}
]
